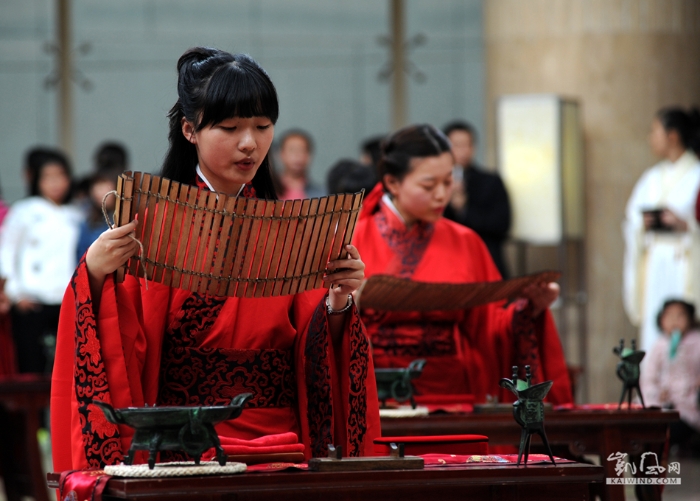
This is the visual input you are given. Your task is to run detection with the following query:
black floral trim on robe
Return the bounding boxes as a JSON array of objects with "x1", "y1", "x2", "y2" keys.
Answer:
[
  {"x1": 304, "y1": 298, "x2": 370, "y2": 458},
  {"x1": 367, "y1": 318, "x2": 457, "y2": 357},
  {"x1": 304, "y1": 301, "x2": 334, "y2": 457},
  {"x1": 158, "y1": 293, "x2": 295, "y2": 408},
  {"x1": 72, "y1": 258, "x2": 123, "y2": 468},
  {"x1": 374, "y1": 207, "x2": 434, "y2": 277},
  {"x1": 512, "y1": 302, "x2": 544, "y2": 385},
  {"x1": 346, "y1": 306, "x2": 369, "y2": 456}
]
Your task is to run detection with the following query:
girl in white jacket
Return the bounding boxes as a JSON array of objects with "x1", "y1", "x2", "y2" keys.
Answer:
[{"x1": 0, "y1": 148, "x2": 82, "y2": 373}]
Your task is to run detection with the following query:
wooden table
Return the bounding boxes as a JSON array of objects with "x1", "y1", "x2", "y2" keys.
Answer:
[
  {"x1": 0, "y1": 375, "x2": 51, "y2": 501},
  {"x1": 48, "y1": 461, "x2": 604, "y2": 500},
  {"x1": 381, "y1": 408, "x2": 679, "y2": 501}
]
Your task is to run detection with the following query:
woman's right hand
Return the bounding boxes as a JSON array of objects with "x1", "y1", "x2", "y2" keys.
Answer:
[
  {"x1": 660, "y1": 209, "x2": 688, "y2": 232},
  {"x1": 85, "y1": 220, "x2": 140, "y2": 279}
]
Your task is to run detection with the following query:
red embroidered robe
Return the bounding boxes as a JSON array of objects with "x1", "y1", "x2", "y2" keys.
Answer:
[
  {"x1": 353, "y1": 185, "x2": 572, "y2": 405},
  {"x1": 51, "y1": 182, "x2": 380, "y2": 471}
]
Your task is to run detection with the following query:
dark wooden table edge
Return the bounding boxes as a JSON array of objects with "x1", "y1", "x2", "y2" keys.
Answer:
[
  {"x1": 48, "y1": 462, "x2": 605, "y2": 494},
  {"x1": 382, "y1": 408, "x2": 680, "y2": 424}
]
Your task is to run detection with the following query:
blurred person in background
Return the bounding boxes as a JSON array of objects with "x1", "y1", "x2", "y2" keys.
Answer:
[
  {"x1": 327, "y1": 158, "x2": 377, "y2": 195},
  {"x1": 360, "y1": 134, "x2": 384, "y2": 169},
  {"x1": 640, "y1": 299, "x2": 700, "y2": 457},
  {"x1": 442, "y1": 121, "x2": 511, "y2": 278},
  {"x1": 75, "y1": 169, "x2": 120, "y2": 262},
  {"x1": 0, "y1": 147, "x2": 82, "y2": 374},
  {"x1": 623, "y1": 107, "x2": 700, "y2": 352},
  {"x1": 277, "y1": 129, "x2": 325, "y2": 199},
  {"x1": 0, "y1": 178, "x2": 14, "y2": 377},
  {"x1": 73, "y1": 141, "x2": 129, "y2": 209},
  {"x1": 23, "y1": 147, "x2": 57, "y2": 193},
  {"x1": 94, "y1": 141, "x2": 129, "y2": 174}
]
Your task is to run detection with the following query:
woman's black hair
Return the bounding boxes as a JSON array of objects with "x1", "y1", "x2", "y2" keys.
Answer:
[
  {"x1": 26, "y1": 147, "x2": 73, "y2": 203},
  {"x1": 360, "y1": 134, "x2": 385, "y2": 168},
  {"x1": 161, "y1": 47, "x2": 280, "y2": 199},
  {"x1": 656, "y1": 298, "x2": 697, "y2": 330},
  {"x1": 326, "y1": 159, "x2": 377, "y2": 195},
  {"x1": 94, "y1": 141, "x2": 129, "y2": 173},
  {"x1": 378, "y1": 124, "x2": 452, "y2": 189},
  {"x1": 656, "y1": 106, "x2": 700, "y2": 156}
]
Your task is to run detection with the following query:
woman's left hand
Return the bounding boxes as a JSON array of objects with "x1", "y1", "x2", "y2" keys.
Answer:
[
  {"x1": 324, "y1": 244, "x2": 365, "y2": 310},
  {"x1": 520, "y1": 281, "x2": 560, "y2": 318}
]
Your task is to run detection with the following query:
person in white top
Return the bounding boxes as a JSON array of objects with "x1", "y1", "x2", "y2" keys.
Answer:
[
  {"x1": 0, "y1": 148, "x2": 83, "y2": 373},
  {"x1": 623, "y1": 107, "x2": 700, "y2": 352}
]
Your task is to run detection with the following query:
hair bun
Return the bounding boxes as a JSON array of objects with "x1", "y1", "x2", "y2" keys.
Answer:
[{"x1": 177, "y1": 47, "x2": 220, "y2": 73}]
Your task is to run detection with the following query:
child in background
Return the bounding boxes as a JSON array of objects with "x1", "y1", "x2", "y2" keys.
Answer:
[
  {"x1": 640, "y1": 299, "x2": 700, "y2": 456},
  {"x1": 75, "y1": 169, "x2": 119, "y2": 262}
]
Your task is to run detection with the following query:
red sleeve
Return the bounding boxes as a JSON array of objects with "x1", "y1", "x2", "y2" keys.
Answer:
[
  {"x1": 460, "y1": 304, "x2": 571, "y2": 406},
  {"x1": 457, "y1": 232, "x2": 572, "y2": 405},
  {"x1": 293, "y1": 292, "x2": 380, "y2": 458},
  {"x1": 51, "y1": 259, "x2": 170, "y2": 471},
  {"x1": 537, "y1": 310, "x2": 573, "y2": 404}
]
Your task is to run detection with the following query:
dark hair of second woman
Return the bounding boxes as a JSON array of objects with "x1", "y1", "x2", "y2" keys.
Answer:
[
  {"x1": 28, "y1": 148, "x2": 73, "y2": 203},
  {"x1": 656, "y1": 106, "x2": 700, "y2": 156},
  {"x1": 377, "y1": 124, "x2": 452, "y2": 190},
  {"x1": 162, "y1": 47, "x2": 280, "y2": 199}
]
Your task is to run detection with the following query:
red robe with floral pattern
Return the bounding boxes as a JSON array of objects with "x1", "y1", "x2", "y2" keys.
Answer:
[
  {"x1": 51, "y1": 181, "x2": 380, "y2": 471},
  {"x1": 353, "y1": 185, "x2": 571, "y2": 405}
]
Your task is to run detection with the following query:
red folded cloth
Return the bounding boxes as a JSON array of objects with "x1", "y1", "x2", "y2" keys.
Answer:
[
  {"x1": 374, "y1": 434, "x2": 488, "y2": 455},
  {"x1": 421, "y1": 453, "x2": 575, "y2": 467},
  {"x1": 59, "y1": 470, "x2": 110, "y2": 501},
  {"x1": 414, "y1": 394, "x2": 475, "y2": 414},
  {"x1": 203, "y1": 432, "x2": 305, "y2": 460},
  {"x1": 246, "y1": 462, "x2": 309, "y2": 472},
  {"x1": 554, "y1": 403, "x2": 645, "y2": 411}
]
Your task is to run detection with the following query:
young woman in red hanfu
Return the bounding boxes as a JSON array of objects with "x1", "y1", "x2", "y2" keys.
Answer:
[
  {"x1": 353, "y1": 124, "x2": 572, "y2": 405},
  {"x1": 51, "y1": 47, "x2": 380, "y2": 471}
]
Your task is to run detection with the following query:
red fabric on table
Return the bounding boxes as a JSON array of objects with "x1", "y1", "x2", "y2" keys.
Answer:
[
  {"x1": 488, "y1": 444, "x2": 518, "y2": 454},
  {"x1": 374, "y1": 434, "x2": 488, "y2": 455},
  {"x1": 58, "y1": 470, "x2": 109, "y2": 501},
  {"x1": 421, "y1": 453, "x2": 574, "y2": 467},
  {"x1": 202, "y1": 432, "x2": 305, "y2": 460},
  {"x1": 415, "y1": 394, "x2": 474, "y2": 414},
  {"x1": 554, "y1": 403, "x2": 645, "y2": 411},
  {"x1": 246, "y1": 462, "x2": 309, "y2": 472}
]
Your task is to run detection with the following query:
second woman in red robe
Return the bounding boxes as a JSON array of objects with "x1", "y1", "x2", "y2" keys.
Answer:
[{"x1": 353, "y1": 125, "x2": 572, "y2": 405}]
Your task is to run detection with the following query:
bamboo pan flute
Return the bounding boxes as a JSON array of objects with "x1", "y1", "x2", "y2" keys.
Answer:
[
  {"x1": 357, "y1": 270, "x2": 561, "y2": 312},
  {"x1": 112, "y1": 171, "x2": 364, "y2": 298}
]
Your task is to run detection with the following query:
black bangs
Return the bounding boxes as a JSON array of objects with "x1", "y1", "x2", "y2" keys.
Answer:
[{"x1": 197, "y1": 58, "x2": 279, "y2": 130}]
